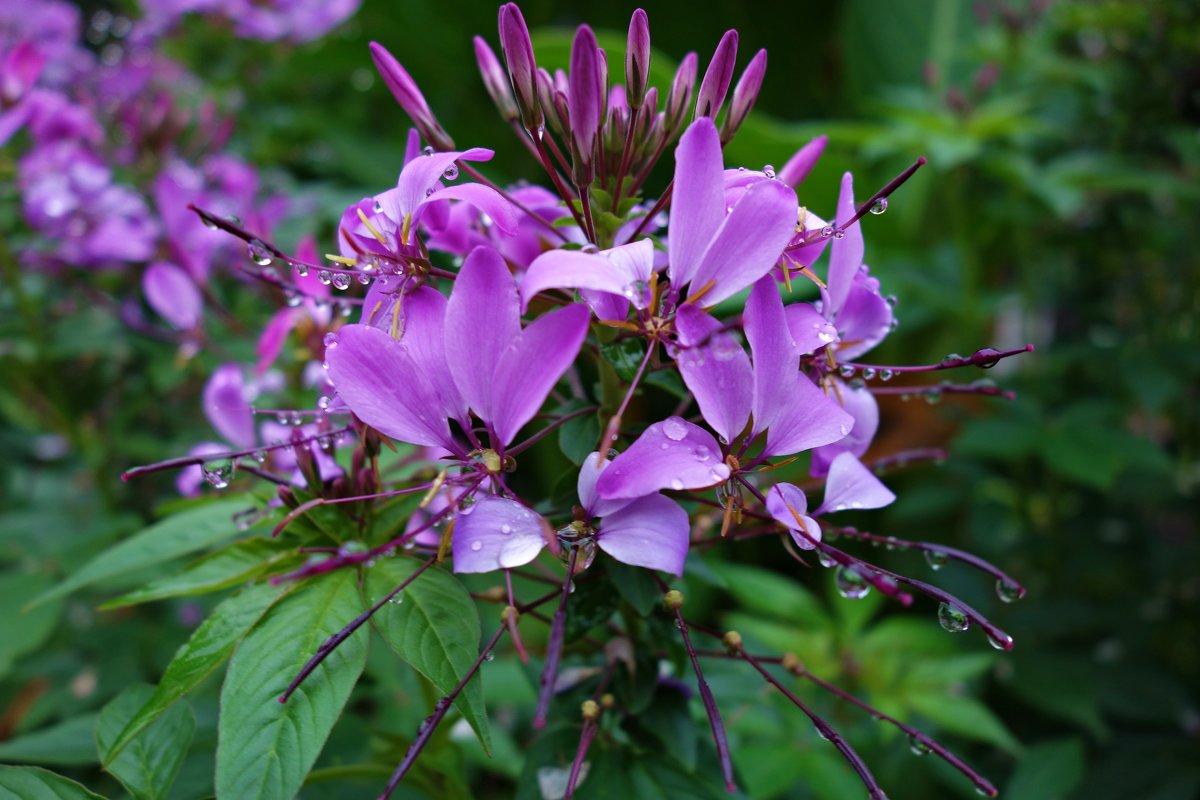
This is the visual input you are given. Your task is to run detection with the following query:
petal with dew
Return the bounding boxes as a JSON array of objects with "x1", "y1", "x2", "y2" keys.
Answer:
[
  {"x1": 810, "y1": 378, "x2": 878, "y2": 476},
  {"x1": 826, "y1": 172, "x2": 863, "y2": 315},
  {"x1": 452, "y1": 496, "x2": 548, "y2": 573},
  {"x1": 422, "y1": 182, "x2": 519, "y2": 237},
  {"x1": 815, "y1": 452, "x2": 895, "y2": 515},
  {"x1": 668, "y1": 118, "x2": 725, "y2": 288},
  {"x1": 577, "y1": 451, "x2": 635, "y2": 519},
  {"x1": 762, "y1": 372, "x2": 855, "y2": 459},
  {"x1": 389, "y1": 147, "x2": 494, "y2": 222},
  {"x1": 596, "y1": 417, "x2": 730, "y2": 501},
  {"x1": 687, "y1": 177, "x2": 798, "y2": 306},
  {"x1": 444, "y1": 246, "x2": 522, "y2": 424},
  {"x1": 674, "y1": 305, "x2": 751, "y2": 444},
  {"x1": 597, "y1": 494, "x2": 690, "y2": 575},
  {"x1": 833, "y1": 266, "x2": 893, "y2": 361},
  {"x1": 521, "y1": 250, "x2": 631, "y2": 311},
  {"x1": 490, "y1": 303, "x2": 590, "y2": 445},
  {"x1": 325, "y1": 324, "x2": 454, "y2": 449},
  {"x1": 784, "y1": 302, "x2": 838, "y2": 356}
]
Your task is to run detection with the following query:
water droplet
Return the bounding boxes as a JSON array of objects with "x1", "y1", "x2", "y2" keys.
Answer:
[
  {"x1": 260, "y1": 266, "x2": 279, "y2": 282},
  {"x1": 995, "y1": 579, "x2": 1023, "y2": 603},
  {"x1": 670, "y1": 478, "x2": 684, "y2": 491},
  {"x1": 908, "y1": 735, "x2": 930, "y2": 756},
  {"x1": 692, "y1": 447, "x2": 710, "y2": 462},
  {"x1": 284, "y1": 289, "x2": 302, "y2": 307},
  {"x1": 987, "y1": 632, "x2": 1013, "y2": 650},
  {"x1": 294, "y1": 262, "x2": 309, "y2": 277},
  {"x1": 247, "y1": 239, "x2": 272, "y2": 266},
  {"x1": 389, "y1": 593, "x2": 405, "y2": 605},
  {"x1": 483, "y1": 649, "x2": 495, "y2": 662},
  {"x1": 662, "y1": 417, "x2": 688, "y2": 441},
  {"x1": 200, "y1": 458, "x2": 235, "y2": 489},
  {"x1": 202, "y1": 216, "x2": 218, "y2": 230},
  {"x1": 422, "y1": 145, "x2": 434, "y2": 156},
  {"x1": 925, "y1": 390, "x2": 943, "y2": 405},
  {"x1": 924, "y1": 549, "x2": 949, "y2": 570},
  {"x1": 885, "y1": 294, "x2": 897, "y2": 306},
  {"x1": 443, "y1": 163, "x2": 459, "y2": 180},
  {"x1": 331, "y1": 272, "x2": 351, "y2": 291},
  {"x1": 835, "y1": 566, "x2": 871, "y2": 599},
  {"x1": 762, "y1": 164, "x2": 776, "y2": 179},
  {"x1": 937, "y1": 602, "x2": 970, "y2": 633},
  {"x1": 622, "y1": 279, "x2": 650, "y2": 307},
  {"x1": 817, "y1": 550, "x2": 838, "y2": 568},
  {"x1": 941, "y1": 353, "x2": 963, "y2": 367},
  {"x1": 861, "y1": 367, "x2": 877, "y2": 380},
  {"x1": 870, "y1": 198, "x2": 888, "y2": 215},
  {"x1": 839, "y1": 364, "x2": 855, "y2": 379},
  {"x1": 973, "y1": 347, "x2": 1002, "y2": 369},
  {"x1": 323, "y1": 332, "x2": 339, "y2": 348},
  {"x1": 317, "y1": 270, "x2": 333, "y2": 286},
  {"x1": 252, "y1": 449, "x2": 267, "y2": 463},
  {"x1": 820, "y1": 226, "x2": 835, "y2": 238},
  {"x1": 500, "y1": 524, "x2": 512, "y2": 534},
  {"x1": 372, "y1": 200, "x2": 384, "y2": 214},
  {"x1": 425, "y1": 187, "x2": 435, "y2": 197},
  {"x1": 879, "y1": 368, "x2": 894, "y2": 381},
  {"x1": 470, "y1": 540, "x2": 483, "y2": 552},
  {"x1": 660, "y1": 442, "x2": 669, "y2": 450}
]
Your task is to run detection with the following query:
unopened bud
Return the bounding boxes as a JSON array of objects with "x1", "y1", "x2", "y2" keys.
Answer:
[
  {"x1": 369, "y1": 42, "x2": 454, "y2": 150},
  {"x1": 479, "y1": 586, "x2": 506, "y2": 602},
  {"x1": 781, "y1": 651, "x2": 804, "y2": 675},
  {"x1": 498, "y1": 3, "x2": 542, "y2": 130},
  {"x1": 720, "y1": 48, "x2": 766, "y2": 144},
  {"x1": 665, "y1": 52, "x2": 697, "y2": 133},
  {"x1": 501, "y1": 605, "x2": 520, "y2": 624},
  {"x1": 722, "y1": 631, "x2": 743, "y2": 653},
  {"x1": 600, "y1": 693, "x2": 615, "y2": 709},
  {"x1": 474, "y1": 36, "x2": 518, "y2": 122},
  {"x1": 581, "y1": 699, "x2": 600, "y2": 720},
  {"x1": 625, "y1": 8, "x2": 650, "y2": 109},
  {"x1": 569, "y1": 25, "x2": 604, "y2": 180},
  {"x1": 694, "y1": 29, "x2": 737, "y2": 120},
  {"x1": 277, "y1": 485, "x2": 298, "y2": 509},
  {"x1": 663, "y1": 589, "x2": 684, "y2": 610}
]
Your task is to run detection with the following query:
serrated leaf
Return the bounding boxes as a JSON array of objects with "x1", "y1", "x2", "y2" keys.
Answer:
[
  {"x1": 101, "y1": 538, "x2": 297, "y2": 608},
  {"x1": 0, "y1": 766, "x2": 108, "y2": 799},
  {"x1": 96, "y1": 685, "x2": 194, "y2": 800},
  {"x1": 104, "y1": 581, "x2": 283, "y2": 764},
  {"x1": 363, "y1": 558, "x2": 490, "y2": 752},
  {"x1": 26, "y1": 499, "x2": 257, "y2": 610},
  {"x1": 0, "y1": 715, "x2": 99, "y2": 766},
  {"x1": 216, "y1": 569, "x2": 368, "y2": 800}
]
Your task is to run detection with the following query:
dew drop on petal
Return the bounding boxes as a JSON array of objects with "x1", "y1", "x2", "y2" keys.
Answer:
[
  {"x1": 662, "y1": 417, "x2": 688, "y2": 441},
  {"x1": 323, "y1": 332, "x2": 339, "y2": 349},
  {"x1": 692, "y1": 447, "x2": 710, "y2": 462},
  {"x1": 443, "y1": 163, "x2": 459, "y2": 180},
  {"x1": 670, "y1": 478, "x2": 684, "y2": 491},
  {"x1": 470, "y1": 540, "x2": 483, "y2": 551}
]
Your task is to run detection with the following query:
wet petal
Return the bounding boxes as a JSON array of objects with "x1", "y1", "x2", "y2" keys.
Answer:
[
  {"x1": 674, "y1": 305, "x2": 751, "y2": 444},
  {"x1": 325, "y1": 324, "x2": 454, "y2": 449},
  {"x1": 203, "y1": 364, "x2": 255, "y2": 449},
  {"x1": 765, "y1": 483, "x2": 822, "y2": 550},
  {"x1": 490, "y1": 303, "x2": 590, "y2": 445},
  {"x1": 521, "y1": 249, "x2": 631, "y2": 310},
  {"x1": 784, "y1": 302, "x2": 838, "y2": 356},
  {"x1": 452, "y1": 495, "x2": 547, "y2": 573},
  {"x1": 668, "y1": 117, "x2": 724, "y2": 288},
  {"x1": 444, "y1": 246, "x2": 522, "y2": 424},
  {"x1": 815, "y1": 452, "x2": 895, "y2": 515},
  {"x1": 834, "y1": 266, "x2": 893, "y2": 361},
  {"x1": 597, "y1": 494, "x2": 690, "y2": 575},
  {"x1": 595, "y1": 417, "x2": 730, "y2": 501},
  {"x1": 826, "y1": 172, "x2": 863, "y2": 315},
  {"x1": 744, "y1": 277, "x2": 797, "y2": 436},
  {"x1": 390, "y1": 147, "x2": 493, "y2": 223},
  {"x1": 762, "y1": 372, "x2": 855, "y2": 459},
  {"x1": 577, "y1": 451, "x2": 635, "y2": 518},
  {"x1": 397, "y1": 287, "x2": 467, "y2": 423},
  {"x1": 420, "y1": 182, "x2": 519, "y2": 236},
  {"x1": 810, "y1": 379, "x2": 878, "y2": 476},
  {"x1": 687, "y1": 178, "x2": 798, "y2": 306}
]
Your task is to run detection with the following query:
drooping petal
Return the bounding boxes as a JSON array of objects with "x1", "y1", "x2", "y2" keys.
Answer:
[
  {"x1": 765, "y1": 482, "x2": 822, "y2": 550},
  {"x1": 668, "y1": 117, "x2": 724, "y2": 288},
  {"x1": 826, "y1": 172, "x2": 863, "y2": 315},
  {"x1": 784, "y1": 302, "x2": 838, "y2": 356},
  {"x1": 810, "y1": 379, "x2": 879, "y2": 476},
  {"x1": 744, "y1": 277, "x2": 797, "y2": 436},
  {"x1": 143, "y1": 262, "x2": 202, "y2": 330},
  {"x1": 489, "y1": 303, "x2": 590, "y2": 445},
  {"x1": 687, "y1": 178, "x2": 798, "y2": 306},
  {"x1": 387, "y1": 147, "x2": 494, "y2": 224},
  {"x1": 452, "y1": 495, "x2": 548, "y2": 573},
  {"x1": 761, "y1": 372, "x2": 855, "y2": 459},
  {"x1": 815, "y1": 452, "x2": 895, "y2": 515},
  {"x1": 444, "y1": 246, "x2": 521, "y2": 424},
  {"x1": 521, "y1": 250, "x2": 632, "y2": 310},
  {"x1": 577, "y1": 451, "x2": 634, "y2": 518},
  {"x1": 595, "y1": 417, "x2": 730, "y2": 501},
  {"x1": 833, "y1": 266, "x2": 893, "y2": 361},
  {"x1": 420, "y1": 182, "x2": 519, "y2": 237},
  {"x1": 203, "y1": 364, "x2": 255, "y2": 449},
  {"x1": 674, "y1": 304, "x2": 751, "y2": 444},
  {"x1": 324, "y1": 324, "x2": 454, "y2": 449},
  {"x1": 597, "y1": 494, "x2": 690, "y2": 575}
]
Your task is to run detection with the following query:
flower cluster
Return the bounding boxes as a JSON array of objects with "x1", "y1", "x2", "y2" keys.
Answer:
[{"x1": 121, "y1": 4, "x2": 1033, "y2": 798}]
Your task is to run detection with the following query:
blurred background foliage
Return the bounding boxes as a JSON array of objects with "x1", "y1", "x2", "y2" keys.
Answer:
[{"x1": 1, "y1": 0, "x2": 1197, "y2": 798}]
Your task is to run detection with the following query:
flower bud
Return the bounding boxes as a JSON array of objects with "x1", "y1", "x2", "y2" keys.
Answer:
[
  {"x1": 693, "y1": 29, "x2": 737, "y2": 120},
  {"x1": 600, "y1": 693, "x2": 615, "y2": 709},
  {"x1": 473, "y1": 36, "x2": 518, "y2": 123},
  {"x1": 369, "y1": 41, "x2": 455, "y2": 150},
  {"x1": 665, "y1": 52, "x2": 697, "y2": 134},
  {"x1": 581, "y1": 699, "x2": 600, "y2": 720},
  {"x1": 778, "y1": 135, "x2": 827, "y2": 188},
  {"x1": 663, "y1": 589, "x2": 684, "y2": 610},
  {"x1": 569, "y1": 25, "x2": 604, "y2": 179},
  {"x1": 501, "y1": 605, "x2": 520, "y2": 624},
  {"x1": 498, "y1": 2, "x2": 542, "y2": 130},
  {"x1": 536, "y1": 68, "x2": 563, "y2": 134},
  {"x1": 625, "y1": 8, "x2": 651, "y2": 109},
  {"x1": 719, "y1": 48, "x2": 766, "y2": 144},
  {"x1": 721, "y1": 630, "x2": 743, "y2": 653}
]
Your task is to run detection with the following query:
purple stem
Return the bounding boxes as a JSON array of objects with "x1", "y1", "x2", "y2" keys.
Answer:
[
  {"x1": 838, "y1": 157, "x2": 927, "y2": 233},
  {"x1": 121, "y1": 426, "x2": 353, "y2": 481},
  {"x1": 626, "y1": 181, "x2": 673, "y2": 243},
  {"x1": 458, "y1": 162, "x2": 569, "y2": 242},
  {"x1": 843, "y1": 344, "x2": 1034, "y2": 375},
  {"x1": 534, "y1": 547, "x2": 580, "y2": 728},
  {"x1": 871, "y1": 381, "x2": 1016, "y2": 401},
  {"x1": 279, "y1": 557, "x2": 437, "y2": 702}
]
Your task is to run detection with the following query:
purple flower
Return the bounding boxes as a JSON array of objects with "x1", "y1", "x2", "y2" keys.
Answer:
[
  {"x1": 766, "y1": 452, "x2": 895, "y2": 550},
  {"x1": 668, "y1": 117, "x2": 797, "y2": 305},
  {"x1": 326, "y1": 245, "x2": 590, "y2": 452},
  {"x1": 142, "y1": 261, "x2": 202, "y2": 330},
  {"x1": 454, "y1": 451, "x2": 689, "y2": 575},
  {"x1": 595, "y1": 416, "x2": 730, "y2": 501},
  {"x1": 520, "y1": 238, "x2": 655, "y2": 320}
]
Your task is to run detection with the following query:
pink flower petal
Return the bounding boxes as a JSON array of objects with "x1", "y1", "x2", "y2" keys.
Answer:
[
  {"x1": 452, "y1": 496, "x2": 547, "y2": 572},
  {"x1": 597, "y1": 494, "x2": 690, "y2": 575},
  {"x1": 596, "y1": 417, "x2": 730, "y2": 501}
]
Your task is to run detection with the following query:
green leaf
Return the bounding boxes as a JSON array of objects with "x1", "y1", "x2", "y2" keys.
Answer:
[
  {"x1": 26, "y1": 498, "x2": 257, "y2": 609},
  {"x1": 709, "y1": 562, "x2": 830, "y2": 631},
  {"x1": 216, "y1": 569, "x2": 368, "y2": 800},
  {"x1": 600, "y1": 340, "x2": 647, "y2": 383},
  {"x1": 0, "y1": 766, "x2": 108, "y2": 799},
  {"x1": 0, "y1": 572, "x2": 63, "y2": 679},
  {"x1": 101, "y1": 538, "x2": 297, "y2": 608},
  {"x1": 104, "y1": 581, "x2": 283, "y2": 764},
  {"x1": 0, "y1": 715, "x2": 99, "y2": 766},
  {"x1": 633, "y1": 686, "x2": 697, "y2": 770},
  {"x1": 556, "y1": 399, "x2": 601, "y2": 467},
  {"x1": 96, "y1": 685, "x2": 195, "y2": 800},
  {"x1": 607, "y1": 560, "x2": 659, "y2": 616},
  {"x1": 363, "y1": 558, "x2": 491, "y2": 752},
  {"x1": 1005, "y1": 738, "x2": 1085, "y2": 799},
  {"x1": 907, "y1": 693, "x2": 1022, "y2": 755}
]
